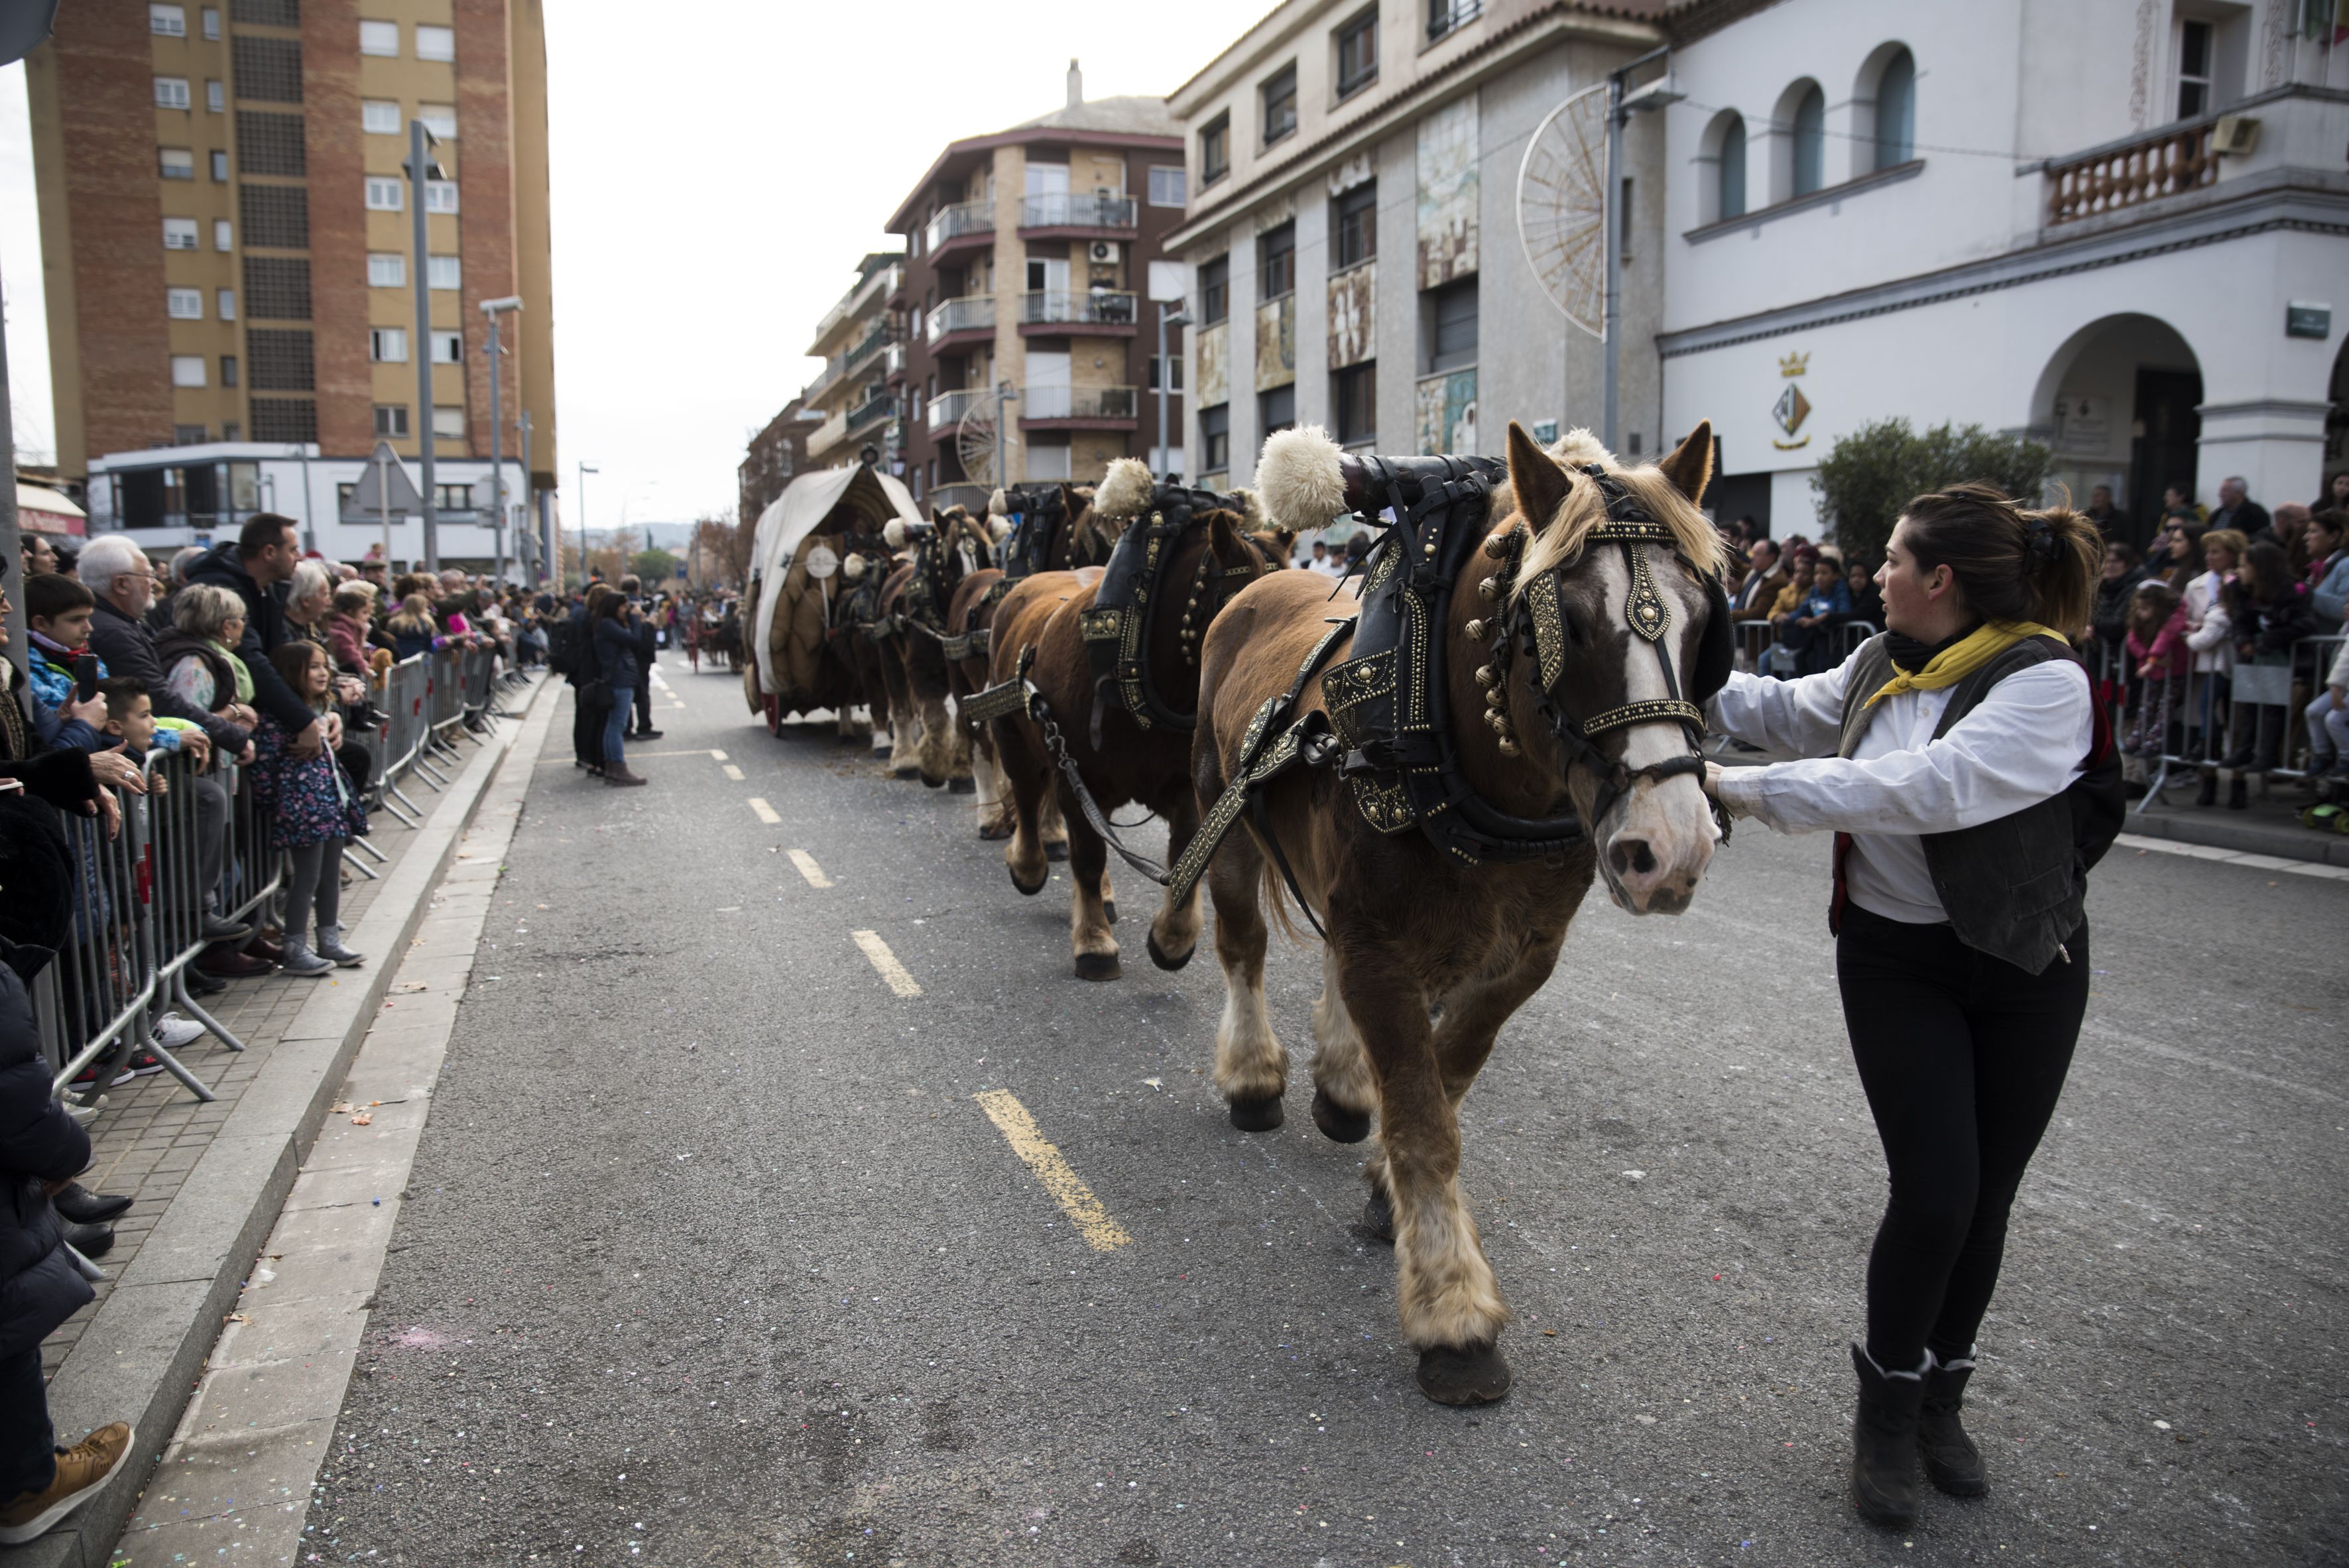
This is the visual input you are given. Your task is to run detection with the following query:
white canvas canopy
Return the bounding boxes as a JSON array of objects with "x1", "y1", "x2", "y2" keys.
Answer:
[{"x1": 747, "y1": 463, "x2": 922, "y2": 699}]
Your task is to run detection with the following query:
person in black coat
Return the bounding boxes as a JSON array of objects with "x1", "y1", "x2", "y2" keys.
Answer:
[
  {"x1": 590, "y1": 592, "x2": 648, "y2": 787},
  {"x1": 183, "y1": 516, "x2": 324, "y2": 764}
]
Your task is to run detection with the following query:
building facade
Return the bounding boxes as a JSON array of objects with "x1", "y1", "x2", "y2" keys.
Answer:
[
  {"x1": 739, "y1": 395, "x2": 822, "y2": 530},
  {"x1": 1165, "y1": 0, "x2": 1673, "y2": 493},
  {"x1": 25, "y1": 0, "x2": 558, "y2": 542},
  {"x1": 885, "y1": 64, "x2": 1190, "y2": 513},
  {"x1": 800, "y1": 253, "x2": 906, "y2": 473}
]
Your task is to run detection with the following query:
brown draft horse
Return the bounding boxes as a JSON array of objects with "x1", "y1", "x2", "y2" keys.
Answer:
[
  {"x1": 1186, "y1": 420, "x2": 1726, "y2": 1406},
  {"x1": 987, "y1": 462, "x2": 1290, "y2": 980},
  {"x1": 834, "y1": 548, "x2": 908, "y2": 767},
  {"x1": 874, "y1": 505, "x2": 997, "y2": 788}
]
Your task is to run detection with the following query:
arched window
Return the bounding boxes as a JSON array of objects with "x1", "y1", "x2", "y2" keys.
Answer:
[
  {"x1": 1791, "y1": 84, "x2": 1825, "y2": 196},
  {"x1": 1874, "y1": 48, "x2": 1915, "y2": 169},
  {"x1": 1718, "y1": 114, "x2": 1747, "y2": 219}
]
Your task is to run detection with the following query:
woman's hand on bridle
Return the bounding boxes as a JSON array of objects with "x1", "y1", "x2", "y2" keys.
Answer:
[{"x1": 1701, "y1": 760, "x2": 1754, "y2": 821}]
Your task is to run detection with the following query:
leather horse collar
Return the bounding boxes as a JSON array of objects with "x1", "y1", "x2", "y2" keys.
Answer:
[{"x1": 1079, "y1": 484, "x2": 1276, "y2": 736}]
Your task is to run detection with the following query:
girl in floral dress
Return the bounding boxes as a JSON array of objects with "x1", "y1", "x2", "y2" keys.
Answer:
[{"x1": 251, "y1": 642, "x2": 368, "y2": 976}]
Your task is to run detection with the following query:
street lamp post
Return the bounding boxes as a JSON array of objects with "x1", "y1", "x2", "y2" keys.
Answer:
[
  {"x1": 481, "y1": 294, "x2": 523, "y2": 585},
  {"x1": 1156, "y1": 302, "x2": 1191, "y2": 481},
  {"x1": 404, "y1": 119, "x2": 445, "y2": 572},
  {"x1": 520, "y1": 409, "x2": 538, "y2": 586}
]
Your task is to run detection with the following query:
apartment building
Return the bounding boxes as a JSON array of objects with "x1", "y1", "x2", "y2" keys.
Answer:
[
  {"x1": 25, "y1": 0, "x2": 556, "y2": 560},
  {"x1": 885, "y1": 63, "x2": 1189, "y2": 513},
  {"x1": 739, "y1": 395, "x2": 823, "y2": 530},
  {"x1": 800, "y1": 253, "x2": 906, "y2": 472},
  {"x1": 1165, "y1": 0, "x2": 1672, "y2": 491}
]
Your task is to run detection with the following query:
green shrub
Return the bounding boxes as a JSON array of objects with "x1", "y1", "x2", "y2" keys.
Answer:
[{"x1": 1811, "y1": 419, "x2": 2052, "y2": 566}]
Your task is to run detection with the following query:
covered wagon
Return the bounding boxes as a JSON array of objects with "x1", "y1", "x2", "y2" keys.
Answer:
[{"x1": 741, "y1": 460, "x2": 923, "y2": 733}]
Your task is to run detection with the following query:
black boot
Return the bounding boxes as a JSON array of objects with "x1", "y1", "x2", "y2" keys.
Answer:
[
  {"x1": 1919, "y1": 1349, "x2": 1987, "y2": 1496},
  {"x1": 2227, "y1": 774, "x2": 2248, "y2": 810},
  {"x1": 1849, "y1": 1343, "x2": 1927, "y2": 1528},
  {"x1": 2195, "y1": 769, "x2": 2217, "y2": 808},
  {"x1": 53, "y1": 1181, "x2": 132, "y2": 1225}
]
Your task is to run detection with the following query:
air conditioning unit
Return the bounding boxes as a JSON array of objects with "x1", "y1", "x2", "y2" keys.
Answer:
[
  {"x1": 2211, "y1": 115, "x2": 2261, "y2": 156},
  {"x1": 1089, "y1": 240, "x2": 1122, "y2": 265}
]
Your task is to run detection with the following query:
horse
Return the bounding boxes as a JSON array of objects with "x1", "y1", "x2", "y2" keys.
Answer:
[
  {"x1": 1177, "y1": 419, "x2": 1730, "y2": 1406},
  {"x1": 872, "y1": 506, "x2": 998, "y2": 790},
  {"x1": 978, "y1": 461, "x2": 1290, "y2": 980},
  {"x1": 831, "y1": 546, "x2": 907, "y2": 766}
]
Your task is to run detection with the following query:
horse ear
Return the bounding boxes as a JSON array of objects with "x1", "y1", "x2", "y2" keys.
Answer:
[
  {"x1": 1657, "y1": 420, "x2": 1715, "y2": 506},
  {"x1": 1506, "y1": 420, "x2": 1571, "y2": 531},
  {"x1": 1059, "y1": 482, "x2": 1081, "y2": 518}
]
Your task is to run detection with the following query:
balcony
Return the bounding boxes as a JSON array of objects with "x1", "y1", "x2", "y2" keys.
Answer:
[
  {"x1": 2045, "y1": 124, "x2": 2213, "y2": 227},
  {"x1": 1017, "y1": 289, "x2": 1138, "y2": 337},
  {"x1": 2036, "y1": 85, "x2": 2349, "y2": 237},
  {"x1": 928, "y1": 386, "x2": 987, "y2": 434},
  {"x1": 925, "y1": 294, "x2": 994, "y2": 349},
  {"x1": 1020, "y1": 385, "x2": 1140, "y2": 430},
  {"x1": 924, "y1": 200, "x2": 994, "y2": 257},
  {"x1": 805, "y1": 408, "x2": 851, "y2": 458},
  {"x1": 931, "y1": 482, "x2": 992, "y2": 514},
  {"x1": 844, "y1": 324, "x2": 892, "y2": 374},
  {"x1": 1016, "y1": 192, "x2": 1138, "y2": 235},
  {"x1": 846, "y1": 390, "x2": 895, "y2": 434},
  {"x1": 882, "y1": 342, "x2": 908, "y2": 379}
]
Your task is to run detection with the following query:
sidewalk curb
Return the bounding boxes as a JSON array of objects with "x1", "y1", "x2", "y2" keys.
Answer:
[
  {"x1": 3, "y1": 680, "x2": 553, "y2": 1568},
  {"x1": 2118, "y1": 800, "x2": 2349, "y2": 866}
]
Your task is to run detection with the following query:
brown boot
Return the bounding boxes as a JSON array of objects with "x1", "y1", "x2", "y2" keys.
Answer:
[
  {"x1": 0, "y1": 1422, "x2": 136, "y2": 1545},
  {"x1": 603, "y1": 764, "x2": 648, "y2": 787}
]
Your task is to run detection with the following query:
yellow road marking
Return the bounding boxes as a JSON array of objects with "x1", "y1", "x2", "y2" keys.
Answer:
[
  {"x1": 851, "y1": 930, "x2": 920, "y2": 996},
  {"x1": 709, "y1": 749, "x2": 727, "y2": 760},
  {"x1": 788, "y1": 849, "x2": 833, "y2": 888},
  {"x1": 973, "y1": 1090, "x2": 1132, "y2": 1252},
  {"x1": 722, "y1": 764, "x2": 745, "y2": 780},
  {"x1": 747, "y1": 798, "x2": 782, "y2": 824}
]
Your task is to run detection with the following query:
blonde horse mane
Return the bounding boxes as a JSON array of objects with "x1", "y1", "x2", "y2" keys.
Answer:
[{"x1": 1509, "y1": 428, "x2": 1724, "y2": 603}]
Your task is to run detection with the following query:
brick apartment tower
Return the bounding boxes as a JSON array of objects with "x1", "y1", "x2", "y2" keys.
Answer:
[{"x1": 25, "y1": 0, "x2": 556, "y2": 488}]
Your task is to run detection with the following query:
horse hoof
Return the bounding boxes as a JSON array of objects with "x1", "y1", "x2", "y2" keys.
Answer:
[
  {"x1": 1144, "y1": 928, "x2": 1193, "y2": 972},
  {"x1": 892, "y1": 764, "x2": 922, "y2": 780},
  {"x1": 1356, "y1": 1189, "x2": 1395, "y2": 1244},
  {"x1": 1103, "y1": 899, "x2": 1118, "y2": 924},
  {"x1": 1228, "y1": 1095, "x2": 1284, "y2": 1132},
  {"x1": 1311, "y1": 1089, "x2": 1372, "y2": 1144},
  {"x1": 920, "y1": 772, "x2": 945, "y2": 789},
  {"x1": 949, "y1": 776, "x2": 976, "y2": 795},
  {"x1": 1008, "y1": 863, "x2": 1048, "y2": 897},
  {"x1": 1415, "y1": 1342, "x2": 1512, "y2": 1406},
  {"x1": 1074, "y1": 951, "x2": 1122, "y2": 983},
  {"x1": 979, "y1": 823, "x2": 1013, "y2": 841},
  {"x1": 1044, "y1": 841, "x2": 1069, "y2": 863}
]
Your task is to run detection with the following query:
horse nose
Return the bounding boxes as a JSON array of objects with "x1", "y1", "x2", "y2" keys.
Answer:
[
  {"x1": 1605, "y1": 832, "x2": 1699, "y2": 912},
  {"x1": 1607, "y1": 837, "x2": 1659, "y2": 880}
]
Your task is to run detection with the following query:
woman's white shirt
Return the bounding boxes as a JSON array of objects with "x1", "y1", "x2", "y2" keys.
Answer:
[
  {"x1": 1707, "y1": 650, "x2": 2094, "y2": 924},
  {"x1": 2183, "y1": 569, "x2": 2234, "y2": 674}
]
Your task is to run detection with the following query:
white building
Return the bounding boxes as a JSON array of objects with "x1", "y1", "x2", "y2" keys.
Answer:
[
  {"x1": 82, "y1": 441, "x2": 532, "y2": 573},
  {"x1": 1657, "y1": 0, "x2": 2349, "y2": 544}
]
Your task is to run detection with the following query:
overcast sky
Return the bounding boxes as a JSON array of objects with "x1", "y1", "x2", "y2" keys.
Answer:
[{"x1": 1, "y1": 0, "x2": 1272, "y2": 532}]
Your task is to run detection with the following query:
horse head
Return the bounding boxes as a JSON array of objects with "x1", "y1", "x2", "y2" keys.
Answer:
[{"x1": 1491, "y1": 419, "x2": 1728, "y2": 916}]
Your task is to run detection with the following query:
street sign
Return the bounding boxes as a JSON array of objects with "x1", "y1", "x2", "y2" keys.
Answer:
[{"x1": 351, "y1": 442, "x2": 425, "y2": 514}]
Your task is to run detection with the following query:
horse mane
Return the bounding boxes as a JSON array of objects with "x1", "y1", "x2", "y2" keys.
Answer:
[{"x1": 1508, "y1": 428, "x2": 1724, "y2": 602}]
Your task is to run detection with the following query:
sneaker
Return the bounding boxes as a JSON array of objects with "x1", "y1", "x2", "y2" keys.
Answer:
[
  {"x1": 109, "y1": 1053, "x2": 166, "y2": 1087},
  {"x1": 314, "y1": 928, "x2": 365, "y2": 969},
  {"x1": 63, "y1": 1095, "x2": 107, "y2": 1127},
  {"x1": 0, "y1": 1422, "x2": 136, "y2": 1545},
  {"x1": 152, "y1": 1014, "x2": 209, "y2": 1052},
  {"x1": 200, "y1": 912, "x2": 253, "y2": 943},
  {"x1": 278, "y1": 944, "x2": 335, "y2": 979}
]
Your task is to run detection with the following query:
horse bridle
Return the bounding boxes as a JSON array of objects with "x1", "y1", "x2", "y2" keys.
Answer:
[{"x1": 1483, "y1": 465, "x2": 1718, "y2": 836}]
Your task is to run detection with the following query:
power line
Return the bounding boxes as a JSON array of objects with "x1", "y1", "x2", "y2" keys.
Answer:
[{"x1": 1668, "y1": 95, "x2": 2033, "y2": 162}]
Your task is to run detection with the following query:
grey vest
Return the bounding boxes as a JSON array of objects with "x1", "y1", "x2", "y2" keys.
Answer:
[{"x1": 1836, "y1": 634, "x2": 2098, "y2": 973}]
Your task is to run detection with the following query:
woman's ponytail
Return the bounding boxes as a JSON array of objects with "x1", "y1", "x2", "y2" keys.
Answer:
[
  {"x1": 2020, "y1": 499, "x2": 2101, "y2": 634},
  {"x1": 1898, "y1": 481, "x2": 2102, "y2": 635}
]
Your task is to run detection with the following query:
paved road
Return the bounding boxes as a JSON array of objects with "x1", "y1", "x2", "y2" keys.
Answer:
[{"x1": 302, "y1": 647, "x2": 2347, "y2": 1568}]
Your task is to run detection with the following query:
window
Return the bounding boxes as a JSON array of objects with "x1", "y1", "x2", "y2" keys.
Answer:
[
  {"x1": 236, "y1": 110, "x2": 306, "y2": 176},
  {"x1": 1715, "y1": 114, "x2": 1746, "y2": 219},
  {"x1": 369, "y1": 327, "x2": 408, "y2": 363},
  {"x1": 362, "y1": 99, "x2": 400, "y2": 134},
  {"x1": 1258, "y1": 221, "x2": 1295, "y2": 299},
  {"x1": 1333, "y1": 362, "x2": 1376, "y2": 444},
  {"x1": 246, "y1": 328, "x2": 314, "y2": 389},
  {"x1": 172, "y1": 355, "x2": 208, "y2": 388},
  {"x1": 424, "y1": 179, "x2": 459, "y2": 213},
  {"x1": 2177, "y1": 20, "x2": 2213, "y2": 118},
  {"x1": 1148, "y1": 354, "x2": 1183, "y2": 392},
  {"x1": 432, "y1": 405, "x2": 467, "y2": 442},
  {"x1": 432, "y1": 481, "x2": 470, "y2": 509},
  {"x1": 164, "y1": 217, "x2": 200, "y2": 250},
  {"x1": 220, "y1": 354, "x2": 239, "y2": 387},
  {"x1": 232, "y1": 0, "x2": 300, "y2": 24},
  {"x1": 155, "y1": 76, "x2": 192, "y2": 110},
  {"x1": 358, "y1": 19, "x2": 398, "y2": 55},
  {"x1": 217, "y1": 287, "x2": 237, "y2": 319},
  {"x1": 419, "y1": 102, "x2": 456, "y2": 138},
  {"x1": 1426, "y1": 0, "x2": 1478, "y2": 42},
  {"x1": 1199, "y1": 255, "x2": 1229, "y2": 324},
  {"x1": 1147, "y1": 165, "x2": 1186, "y2": 207},
  {"x1": 1791, "y1": 83, "x2": 1825, "y2": 196},
  {"x1": 365, "y1": 176, "x2": 404, "y2": 210},
  {"x1": 215, "y1": 215, "x2": 234, "y2": 249},
  {"x1": 1200, "y1": 114, "x2": 1229, "y2": 186},
  {"x1": 432, "y1": 330, "x2": 463, "y2": 363},
  {"x1": 373, "y1": 404, "x2": 409, "y2": 438},
  {"x1": 1332, "y1": 181, "x2": 1376, "y2": 269},
  {"x1": 1261, "y1": 65, "x2": 1298, "y2": 146},
  {"x1": 1425, "y1": 277, "x2": 1476, "y2": 372},
  {"x1": 1336, "y1": 10, "x2": 1378, "y2": 99},
  {"x1": 159, "y1": 147, "x2": 196, "y2": 180},
  {"x1": 1199, "y1": 404, "x2": 1230, "y2": 473},
  {"x1": 202, "y1": 7, "x2": 219, "y2": 38},
  {"x1": 1873, "y1": 48, "x2": 1915, "y2": 169},
  {"x1": 1026, "y1": 440, "x2": 1072, "y2": 481},
  {"x1": 210, "y1": 149, "x2": 229, "y2": 181},
  {"x1": 250, "y1": 398, "x2": 316, "y2": 443},
  {"x1": 1260, "y1": 383, "x2": 1295, "y2": 436},
  {"x1": 219, "y1": 420, "x2": 240, "y2": 440},
  {"x1": 239, "y1": 184, "x2": 304, "y2": 246},
  {"x1": 174, "y1": 423, "x2": 210, "y2": 444},
  {"x1": 231, "y1": 36, "x2": 302, "y2": 102},
  {"x1": 168, "y1": 288, "x2": 205, "y2": 319},
  {"x1": 151, "y1": 3, "x2": 187, "y2": 34},
  {"x1": 242, "y1": 255, "x2": 311, "y2": 318},
  {"x1": 206, "y1": 80, "x2": 223, "y2": 113},
  {"x1": 367, "y1": 252, "x2": 405, "y2": 287},
  {"x1": 414, "y1": 24, "x2": 453, "y2": 60},
  {"x1": 427, "y1": 255, "x2": 461, "y2": 290}
]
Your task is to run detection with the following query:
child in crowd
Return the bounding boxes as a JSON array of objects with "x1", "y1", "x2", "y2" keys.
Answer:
[
  {"x1": 385, "y1": 593, "x2": 440, "y2": 662},
  {"x1": 249, "y1": 642, "x2": 367, "y2": 977},
  {"x1": 23, "y1": 575, "x2": 109, "y2": 753},
  {"x1": 93, "y1": 678, "x2": 194, "y2": 774},
  {"x1": 1772, "y1": 552, "x2": 1852, "y2": 678},
  {"x1": 2124, "y1": 580, "x2": 2189, "y2": 758}
]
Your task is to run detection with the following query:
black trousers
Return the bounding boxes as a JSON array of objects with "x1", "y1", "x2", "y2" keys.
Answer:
[
  {"x1": 0, "y1": 1344, "x2": 55, "y2": 1500},
  {"x1": 571, "y1": 684, "x2": 605, "y2": 766},
  {"x1": 632, "y1": 676, "x2": 653, "y2": 734},
  {"x1": 1835, "y1": 902, "x2": 2089, "y2": 1369}
]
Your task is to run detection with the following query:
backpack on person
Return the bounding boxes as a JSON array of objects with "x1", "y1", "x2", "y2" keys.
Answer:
[{"x1": 546, "y1": 617, "x2": 581, "y2": 678}]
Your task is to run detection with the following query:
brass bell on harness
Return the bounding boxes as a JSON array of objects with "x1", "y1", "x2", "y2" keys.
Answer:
[
  {"x1": 1465, "y1": 617, "x2": 1488, "y2": 640},
  {"x1": 1484, "y1": 686, "x2": 1506, "y2": 711},
  {"x1": 1477, "y1": 575, "x2": 1500, "y2": 603},
  {"x1": 1474, "y1": 664, "x2": 1498, "y2": 689},
  {"x1": 1496, "y1": 737, "x2": 1522, "y2": 758},
  {"x1": 1483, "y1": 531, "x2": 1512, "y2": 560}
]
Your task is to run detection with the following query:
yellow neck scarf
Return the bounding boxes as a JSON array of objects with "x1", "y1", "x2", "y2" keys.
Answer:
[{"x1": 1862, "y1": 620, "x2": 2068, "y2": 713}]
